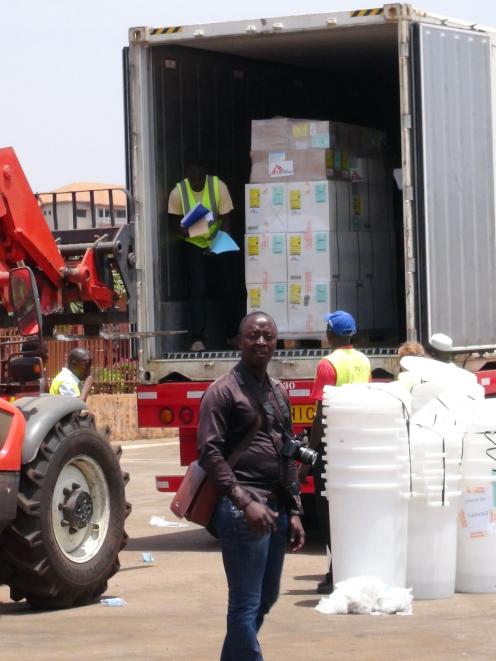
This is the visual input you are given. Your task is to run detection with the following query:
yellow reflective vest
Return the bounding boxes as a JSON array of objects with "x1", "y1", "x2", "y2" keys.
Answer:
[
  {"x1": 324, "y1": 347, "x2": 371, "y2": 386},
  {"x1": 176, "y1": 176, "x2": 221, "y2": 249},
  {"x1": 49, "y1": 367, "x2": 80, "y2": 397}
]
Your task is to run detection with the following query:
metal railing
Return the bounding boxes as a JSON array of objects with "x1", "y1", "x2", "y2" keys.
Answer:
[{"x1": 0, "y1": 326, "x2": 138, "y2": 394}]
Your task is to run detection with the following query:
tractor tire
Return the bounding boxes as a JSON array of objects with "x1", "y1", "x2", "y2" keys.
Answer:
[{"x1": 0, "y1": 411, "x2": 130, "y2": 609}]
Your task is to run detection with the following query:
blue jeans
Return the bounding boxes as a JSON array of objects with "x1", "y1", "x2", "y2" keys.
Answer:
[{"x1": 212, "y1": 497, "x2": 289, "y2": 661}]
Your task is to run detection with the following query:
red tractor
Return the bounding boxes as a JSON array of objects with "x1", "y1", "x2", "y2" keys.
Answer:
[
  {"x1": 0, "y1": 148, "x2": 132, "y2": 608},
  {"x1": 0, "y1": 267, "x2": 130, "y2": 609}
]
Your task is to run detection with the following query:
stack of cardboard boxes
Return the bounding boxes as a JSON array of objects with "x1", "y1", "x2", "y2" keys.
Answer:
[{"x1": 245, "y1": 117, "x2": 398, "y2": 339}]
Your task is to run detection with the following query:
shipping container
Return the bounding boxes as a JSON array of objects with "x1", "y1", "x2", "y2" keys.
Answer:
[{"x1": 125, "y1": 4, "x2": 496, "y2": 400}]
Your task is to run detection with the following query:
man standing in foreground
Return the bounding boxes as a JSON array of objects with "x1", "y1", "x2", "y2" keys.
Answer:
[
  {"x1": 198, "y1": 311, "x2": 305, "y2": 661},
  {"x1": 303, "y1": 310, "x2": 371, "y2": 595},
  {"x1": 50, "y1": 347, "x2": 94, "y2": 402},
  {"x1": 168, "y1": 162, "x2": 239, "y2": 352}
]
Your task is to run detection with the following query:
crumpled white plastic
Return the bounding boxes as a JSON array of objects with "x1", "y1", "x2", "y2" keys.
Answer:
[
  {"x1": 149, "y1": 515, "x2": 189, "y2": 528},
  {"x1": 315, "y1": 576, "x2": 413, "y2": 616}
]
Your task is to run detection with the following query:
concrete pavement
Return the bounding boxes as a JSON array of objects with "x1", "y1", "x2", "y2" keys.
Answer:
[{"x1": 1, "y1": 438, "x2": 496, "y2": 660}]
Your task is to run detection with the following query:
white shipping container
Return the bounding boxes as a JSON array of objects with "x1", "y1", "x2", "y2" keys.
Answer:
[
  {"x1": 288, "y1": 278, "x2": 331, "y2": 334},
  {"x1": 286, "y1": 231, "x2": 331, "y2": 281},
  {"x1": 246, "y1": 282, "x2": 288, "y2": 332},
  {"x1": 244, "y1": 233, "x2": 287, "y2": 284},
  {"x1": 245, "y1": 183, "x2": 287, "y2": 233},
  {"x1": 287, "y1": 180, "x2": 336, "y2": 232}
]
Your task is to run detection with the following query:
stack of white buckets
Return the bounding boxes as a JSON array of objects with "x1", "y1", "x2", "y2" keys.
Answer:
[{"x1": 322, "y1": 356, "x2": 496, "y2": 599}]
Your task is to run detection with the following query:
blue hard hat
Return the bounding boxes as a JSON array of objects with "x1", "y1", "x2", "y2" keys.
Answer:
[{"x1": 324, "y1": 310, "x2": 356, "y2": 337}]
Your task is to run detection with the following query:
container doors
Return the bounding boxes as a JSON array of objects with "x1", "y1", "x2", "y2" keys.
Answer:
[{"x1": 412, "y1": 23, "x2": 496, "y2": 350}]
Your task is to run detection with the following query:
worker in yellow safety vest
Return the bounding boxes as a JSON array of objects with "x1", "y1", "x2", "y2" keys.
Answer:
[
  {"x1": 300, "y1": 310, "x2": 371, "y2": 595},
  {"x1": 50, "y1": 348, "x2": 94, "y2": 402},
  {"x1": 168, "y1": 162, "x2": 239, "y2": 353}
]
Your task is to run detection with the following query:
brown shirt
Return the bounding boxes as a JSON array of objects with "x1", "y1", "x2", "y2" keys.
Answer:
[{"x1": 197, "y1": 362, "x2": 302, "y2": 513}]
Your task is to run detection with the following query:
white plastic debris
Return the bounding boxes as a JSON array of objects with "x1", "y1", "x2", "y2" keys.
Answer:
[
  {"x1": 149, "y1": 515, "x2": 189, "y2": 528},
  {"x1": 100, "y1": 597, "x2": 127, "y2": 607},
  {"x1": 315, "y1": 577, "x2": 413, "y2": 616},
  {"x1": 142, "y1": 552, "x2": 154, "y2": 563}
]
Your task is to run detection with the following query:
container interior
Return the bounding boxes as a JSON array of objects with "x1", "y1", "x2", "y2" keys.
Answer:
[{"x1": 148, "y1": 21, "x2": 404, "y2": 353}]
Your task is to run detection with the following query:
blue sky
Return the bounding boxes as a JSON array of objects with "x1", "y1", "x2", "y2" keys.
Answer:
[{"x1": 1, "y1": 0, "x2": 496, "y2": 191}]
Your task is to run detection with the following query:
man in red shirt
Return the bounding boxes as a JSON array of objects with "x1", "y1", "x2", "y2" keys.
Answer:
[{"x1": 303, "y1": 310, "x2": 371, "y2": 594}]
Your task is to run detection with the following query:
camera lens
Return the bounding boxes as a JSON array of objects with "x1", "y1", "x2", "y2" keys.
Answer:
[{"x1": 298, "y1": 446, "x2": 318, "y2": 467}]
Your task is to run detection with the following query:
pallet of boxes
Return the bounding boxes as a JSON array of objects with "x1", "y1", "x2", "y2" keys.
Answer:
[{"x1": 245, "y1": 117, "x2": 398, "y2": 343}]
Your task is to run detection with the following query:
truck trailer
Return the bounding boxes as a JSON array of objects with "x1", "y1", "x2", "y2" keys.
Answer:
[{"x1": 123, "y1": 4, "x2": 496, "y2": 493}]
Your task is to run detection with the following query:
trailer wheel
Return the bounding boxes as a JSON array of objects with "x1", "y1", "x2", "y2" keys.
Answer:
[{"x1": 0, "y1": 411, "x2": 130, "y2": 609}]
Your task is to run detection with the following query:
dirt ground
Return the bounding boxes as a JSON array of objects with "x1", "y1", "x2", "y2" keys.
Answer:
[{"x1": 1, "y1": 438, "x2": 496, "y2": 660}]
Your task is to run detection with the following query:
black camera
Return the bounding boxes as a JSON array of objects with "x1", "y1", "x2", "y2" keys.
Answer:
[{"x1": 281, "y1": 431, "x2": 318, "y2": 466}]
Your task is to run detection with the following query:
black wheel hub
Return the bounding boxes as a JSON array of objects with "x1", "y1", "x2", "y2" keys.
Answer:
[{"x1": 59, "y1": 482, "x2": 93, "y2": 534}]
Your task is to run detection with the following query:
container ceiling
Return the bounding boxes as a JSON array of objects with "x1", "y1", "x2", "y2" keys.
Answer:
[{"x1": 178, "y1": 24, "x2": 398, "y2": 77}]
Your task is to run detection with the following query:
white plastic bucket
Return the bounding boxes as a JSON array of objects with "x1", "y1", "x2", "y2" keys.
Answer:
[
  {"x1": 328, "y1": 485, "x2": 408, "y2": 586},
  {"x1": 456, "y1": 410, "x2": 496, "y2": 593},
  {"x1": 406, "y1": 498, "x2": 459, "y2": 599}
]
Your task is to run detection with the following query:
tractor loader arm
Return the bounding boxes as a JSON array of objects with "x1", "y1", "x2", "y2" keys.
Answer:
[{"x1": 0, "y1": 147, "x2": 135, "y2": 328}]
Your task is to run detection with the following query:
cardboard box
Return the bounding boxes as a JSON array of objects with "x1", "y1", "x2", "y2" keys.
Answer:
[
  {"x1": 371, "y1": 231, "x2": 396, "y2": 281},
  {"x1": 334, "y1": 281, "x2": 358, "y2": 321},
  {"x1": 368, "y1": 182, "x2": 393, "y2": 231},
  {"x1": 246, "y1": 282, "x2": 288, "y2": 332},
  {"x1": 357, "y1": 280, "x2": 374, "y2": 330},
  {"x1": 288, "y1": 279, "x2": 331, "y2": 333},
  {"x1": 357, "y1": 231, "x2": 373, "y2": 281},
  {"x1": 331, "y1": 232, "x2": 360, "y2": 281},
  {"x1": 336, "y1": 180, "x2": 352, "y2": 232},
  {"x1": 250, "y1": 150, "x2": 329, "y2": 184},
  {"x1": 245, "y1": 183, "x2": 287, "y2": 233},
  {"x1": 244, "y1": 233, "x2": 287, "y2": 284},
  {"x1": 251, "y1": 118, "x2": 330, "y2": 152},
  {"x1": 351, "y1": 182, "x2": 371, "y2": 231},
  {"x1": 287, "y1": 181, "x2": 337, "y2": 232},
  {"x1": 287, "y1": 231, "x2": 331, "y2": 281},
  {"x1": 372, "y1": 276, "x2": 398, "y2": 329}
]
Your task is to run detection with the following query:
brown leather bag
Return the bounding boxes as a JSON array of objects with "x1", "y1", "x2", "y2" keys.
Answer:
[
  {"x1": 170, "y1": 418, "x2": 260, "y2": 527},
  {"x1": 170, "y1": 460, "x2": 218, "y2": 527}
]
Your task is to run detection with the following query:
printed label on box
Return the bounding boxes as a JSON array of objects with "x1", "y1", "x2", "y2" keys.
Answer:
[
  {"x1": 249, "y1": 288, "x2": 261, "y2": 308},
  {"x1": 272, "y1": 186, "x2": 284, "y2": 206},
  {"x1": 315, "y1": 233, "x2": 328, "y2": 252},
  {"x1": 311, "y1": 134, "x2": 330, "y2": 149},
  {"x1": 290, "y1": 284, "x2": 302, "y2": 305},
  {"x1": 353, "y1": 194, "x2": 362, "y2": 216},
  {"x1": 289, "y1": 189, "x2": 301, "y2": 210},
  {"x1": 334, "y1": 150, "x2": 342, "y2": 170},
  {"x1": 289, "y1": 235, "x2": 302, "y2": 256},
  {"x1": 274, "y1": 284, "x2": 286, "y2": 303},
  {"x1": 272, "y1": 235, "x2": 284, "y2": 254},
  {"x1": 315, "y1": 183, "x2": 327, "y2": 204},
  {"x1": 270, "y1": 160, "x2": 294, "y2": 178},
  {"x1": 315, "y1": 284, "x2": 328, "y2": 303},
  {"x1": 269, "y1": 151, "x2": 286, "y2": 162},
  {"x1": 249, "y1": 188, "x2": 260, "y2": 208},
  {"x1": 247, "y1": 236, "x2": 260, "y2": 256},
  {"x1": 292, "y1": 123, "x2": 309, "y2": 138},
  {"x1": 341, "y1": 151, "x2": 349, "y2": 171}
]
